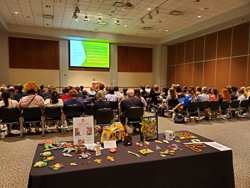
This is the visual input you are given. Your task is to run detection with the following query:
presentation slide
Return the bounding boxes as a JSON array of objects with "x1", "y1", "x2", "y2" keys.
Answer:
[{"x1": 70, "y1": 40, "x2": 109, "y2": 68}]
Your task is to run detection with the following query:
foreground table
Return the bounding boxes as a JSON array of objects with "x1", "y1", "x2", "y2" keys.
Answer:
[{"x1": 28, "y1": 131, "x2": 235, "y2": 188}]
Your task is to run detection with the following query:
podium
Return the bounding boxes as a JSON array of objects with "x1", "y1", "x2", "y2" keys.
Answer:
[{"x1": 92, "y1": 82, "x2": 101, "y2": 89}]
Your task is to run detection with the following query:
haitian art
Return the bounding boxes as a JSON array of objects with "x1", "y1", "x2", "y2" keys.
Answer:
[{"x1": 140, "y1": 116, "x2": 158, "y2": 141}]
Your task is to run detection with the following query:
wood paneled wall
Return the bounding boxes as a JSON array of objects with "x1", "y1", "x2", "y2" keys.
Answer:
[
  {"x1": 9, "y1": 37, "x2": 59, "y2": 69},
  {"x1": 167, "y1": 22, "x2": 250, "y2": 91},
  {"x1": 118, "y1": 46, "x2": 152, "y2": 72}
]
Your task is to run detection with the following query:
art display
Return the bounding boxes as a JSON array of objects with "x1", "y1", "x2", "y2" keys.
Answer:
[
  {"x1": 43, "y1": 156, "x2": 56, "y2": 162},
  {"x1": 62, "y1": 153, "x2": 73, "y2": 157},
  {"x1": 79, "y1": 153, "x2": 91, "y2": 159},
  {"x1": 40, "y1": 141, "x2": 73, "y2": 151},
  {"x1": 169, "y1": 144, "x2": 182, "y2": 151},
  {"x1": 155, "y1": 140, "x2": 163, "y2": 144},
  {"x1": 101, "y1": 125, "x2": 126, "y2": 143},
  {"x1": 140, "y1": 116, "x2": 158, "y2": 141},
  {"x1": 70, "y1": 163, "x2": 77, "y2": 166},
  {"x1": 128, "y1": 151, "x2": 140, "y2": 157},
  {"x1": 159, "y1": 149, "x2": 175, "y2": 157},
  {"x1": 40, "y1": 151, "x2": 52, "y2": 157},
  {"x1": 109, "y1": 148, "x2": 117, "y2": 153},
  {"x1": 175, "y1": 132, "x2": 198, "y2": 139},
  {"x1": 138, "y1": 149, "x2": 154, "y2": 155},
  {"x1": 34, "y1": 161, "x2": 47, "y2": 168},
  {"x1": 156, "y1": 145, "x2": 161, "y2": 149},
  {"x1": 49, "y1": 163, "x2": 64, "y2": 170},
  {"x1": 95, "y1": 142, "x2": 101, "y2": 156},
  {"x1": 107, "y1": 156, "x2": 114, "y2": 162},
  {"x1": 62, "y1": 147, "x2": 76, "y2": 153},
  {"x1": 185, "y1": 144, "x2": 206, "y2": 152},
  {"x1": 94, "y1": 159, "x2": 102, "y2": 163}
]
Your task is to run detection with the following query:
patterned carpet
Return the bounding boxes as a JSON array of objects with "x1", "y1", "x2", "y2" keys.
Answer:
[{"x1": 0, "y1": 113, "x2": 249, "y2": 188}]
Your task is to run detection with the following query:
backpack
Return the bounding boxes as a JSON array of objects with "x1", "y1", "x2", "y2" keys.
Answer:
[{"x1": 174, "y1": 112, "x2": 185, "y2": 124}]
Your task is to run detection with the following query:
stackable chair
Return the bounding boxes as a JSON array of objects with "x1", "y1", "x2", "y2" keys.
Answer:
[
  {"x1": 167, "y1": 99, "x2": 179, "y2": 117},
  {"x1": 84, "y1": 104, "x2": 94, "y2": 116},
  {"x1": 83, "y1": 101, "x2": 92, "y2": 106},
  {"x1": 109, "y1": 101, "x2": 119, "y2": 121},
  {"x1": 197, "y1": 101, "x2": 210, "y2": 123},
  {"x1": 95, "y1": 108, "x2": 114, "y2": 128},
  {"x1": 0, "y1": 107, "x2": 21, "y2": 137},
  {"x1": 186, "y1": 102, "x2": 199, "y2": 123},
  {"x1": 219, "y1": 101, "x2": 230, "y2": 120},
  {"x1": 239, "y1": 100, "x2": 249, "y2": 119},
  {"x1": 209, "y1": 101, "x2": 220, "y2": 121},
  {"x1": 126, "y1": 106, "x2": 143, "y2": 128},
  {"x1": 43, "y1": 107, "x2": 63, "y2": 134},
  {"x1": 22, "y1": 107, "x2": 43, "y2": 136},
  {"x1": 64, "y1": 105, "x2": 83, "y2": 122},
  {"x1": 229, "y1": 100, "x2": 240, "y2": 119}
]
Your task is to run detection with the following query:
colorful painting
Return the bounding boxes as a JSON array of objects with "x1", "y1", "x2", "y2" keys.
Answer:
[
  {"x1": 101, "y1": 124, "x2": 126, "y2": 143},
  {"x1": 140, "y1": 116, "x2": 158, "y2": 141},
  {"x1": 175, "y1": 132, "x2": 198, "y2": 139}
]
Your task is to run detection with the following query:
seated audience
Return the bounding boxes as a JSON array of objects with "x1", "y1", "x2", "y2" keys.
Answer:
[
  {"x1": 78, "y1": 90, "x2": 92, "y2": 103},
  {"x1": 240, "y1": 86, "x2": 248, "y2": 98},
  {"x1": 40, "y1": 85, "x2": 45, "y2": 93},
  {"x1": 183, "y1": 88, "x2": 197, "y2": 109},
  {"x1": 8, "y1": 86, "x2": 15, "y2": 99},
  {"x1": 43, "y1": 85, "x2": 52, "y2": 99},
  {"x1": 183, "y1": 86, "x2": 187, "y2": 94},
  {"x1": 99, "y1": 84, "x2": 106, "y2": 94},
  {"x1": 44, "y1": 90, "x2": 63, "y2": 108},
  {"x1": 114, "y1": 86, "x2": 123, "y2": 102},
  {"x1": 226, "y1": 85, "x2": 232, "y2": 95},
  {"x1": 176, "y1": 86, "x2": 185, "y2": 98},
  {"x1": 44, "y1": 87, "x2": 56, "y2": 100},
  {"x1": 79, "y1": 86, "x2": 84, "y2": 94},
  {"x1": 105, "y1": 86, "x2": 109, "y2": 94},
  {"x1": 238, "y1": 89, "x2": 246, "y2": 103},
  {"x1": 88, "y1": 87, "x2": 96, "y2": 96},
  {"x1": 231, "y1": 86, "x2": 238, "y2": 100},
  {"x1": 151, "y1": 85, "x2": 161, "y2": 104},
  {"x1": 13, "y1": 84, "x2": 28, "y2": 102},
  {"x1": 164, "y1": 88, "x2": 178, "y2": 109},
  {"x1": 209, "y1": 87, "x2": 219, "y2": 101},
  {"x1": 63, "y1": 89, "x2": 85, "y2": 113},
  {"x1": 94, "y1": 85, "x2": 99, "y2": 93},
  {"x1": 134, "y1": 89, "x2": 147, "y2": 108},
  {"x1": 0, "y1": 90, "x2": 19, "y2": 133},
  {"x1": 247, "y1": 86, "x2": 250, "y2": 98},
  {"x1": 140, "y1": 86, "x2": 148, "y2": 96},
  {"x1": 94, "y1": 90, "x2": 111, "y2": 132},
  {"x1": 197, "y1": 87, "x2": 209, "y2": 102},
  {"x1": 19, "y1": 81, "x2": 44, "y2": 133},
  {"x1": 75, "y1": 86, "x2": 82, "y2": 98},
  {"x1": 145, "y1": 85, "x2": 151, "y2": 94},
  {"x1": 106, "y1": 88, "x2": 118, "y2": 102},
  {"x1": 61, "y1": 87, "x2": 71, "y2": 101},
  {"x1": 121, "y1": 88, "x2": 128, "y2": 101},
  {"x1": 222, "y1": 89, "x2": 231, "y2": 103},
  {"x1": 120, "y1": 89, "x2": 143, "y2": 133}
]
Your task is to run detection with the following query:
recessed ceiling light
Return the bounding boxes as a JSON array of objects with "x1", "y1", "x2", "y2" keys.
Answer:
[
  {"x1": 15, "y1": 12, "x2": 18, "y2": 14},
  {"x1": 198, "y1": 15, "x2": 201, "y2": 18},
  {"x1": 46, "y1": 23, "x2": 50, "y2": 25},
  {"x1": 159, "y1": 21, "x2": 162, "y2": 23},
  {"x1": 95, "y1": 29, "x2": 98, "y2": 30},
  {"x1": 148, "y1": 8, "x2": 151, "y2": 10},
  {"x1": 240, "y1": 18, "x2": 244, "y2": 21},
  {"x1": 124, "y1": 25, "x2": 127, "y2": 27},
  {"x1": 26, "y1": 16, "x2": 31, "y2": 18},
  {"x1": 166, "y1": 30, "x2": 169, "y2": 32},
  {"x1": 75, "y1": 19, "x2": 78, "y2": 21},
  {"x1": 45, "y1": 5, "x2": 51, "y2": 8},
  {"x1": 136, "y1": 33, "x2": 139, "y2": 34}
]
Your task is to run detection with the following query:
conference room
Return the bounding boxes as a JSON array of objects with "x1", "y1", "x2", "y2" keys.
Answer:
[{"x1": 0, "y1": 0, "x2": 250, "y2": 187}]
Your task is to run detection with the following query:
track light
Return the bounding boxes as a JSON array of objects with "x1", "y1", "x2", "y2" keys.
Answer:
[
  {"x1": 115, "y1": 19, "x2": 120, "y2": 25},
  {"x1": 141, "y1": 18, "x2": 145, "y2": 25},
  {"x1": 75, "y1": 5, "x2": 80, "y2": 13},
  {"x1": 155, "y1": 8, "x2": 159, "y2": 15},
  {"x1": 148, "y1": 13, "x2": 153, "y2": 19},
  {"x1": 72, "y1": 11, "x2": 78, "y2": 19},
  {"x1": 98, "y1": 16, "x2": 102, "y2": 23},
  {"x1": 84, "y1": 15, "x2": 89, "y2": 21}
]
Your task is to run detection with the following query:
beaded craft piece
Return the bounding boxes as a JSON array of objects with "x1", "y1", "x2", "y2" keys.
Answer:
[
  {"x1": 40, "y1": 151, "x2": 52, "y2": 157},
  {"x1": 94, "y1": 159, "x2": 102, "y2": 163},
  {"x1": 49, "y1": 163, "x2": 64, "y2": 170},
  {"x1": 43, "y1": 156, "x2": 56, "y2": 162},
  {"x1": 62, "y1": 147, "x2": 76, "y2": 153},
  {"x1": 175, "y1": 132, "x2": 198, "y2": 139},
  {"x1": 169, "y1": 144, "x2": 182, "y2": 151},
  {"x1": 156, "y1": 145, "x2": 161, "y2": 149},
  {"x1": 138, "y1": 149, "x2": 154, "y2": 154},
  {"x1": 185, "y1": 144, "x2": 206, "y2": 152},
  {"x1": 34, "y1": 161, "x2": 48, "y2": 168},
  {"x1": 159, "y1": 149, "x2": 176, "y2": 157},
  {"x1": 107, "y1": 156, "x2": 115, "y2": 161},
  {"x1": 128, "y1": 151, "x2": 140, "y2": 157},
  {"x1": 70, "y1": 163, "x2": 77, "y2": 166}
]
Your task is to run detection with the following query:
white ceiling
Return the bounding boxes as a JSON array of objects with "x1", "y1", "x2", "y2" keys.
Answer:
[{"x1": 0, "y1": 0, "x2": 249, "y2": 38}]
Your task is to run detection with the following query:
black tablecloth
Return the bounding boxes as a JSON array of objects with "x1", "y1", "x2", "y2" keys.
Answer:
[{"x1": 28, "y1": 131, "x2": 235, "y2": 188}]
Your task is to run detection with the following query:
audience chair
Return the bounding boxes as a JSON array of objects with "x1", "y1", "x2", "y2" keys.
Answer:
[
  {"x1": 64, "y1": 105, "x2": 83, "y2": 122},
  {"x1": 167, "y1": 99, "x2": 179, "y2": 117},
  {"x1": 43, "y1": 107, "x2": 63, "y2": 134},
  {"x1": 84, "y1": 104, "x2": 94, "y2": 116},
  {"x1": 126, "y1": 106, "x2": 143, "y2": 126},
  {"x1": 219, "y1": 101, "x2": 230, "y2": 120},
  {"x1": 0, "y1": 107, "x2": 21, "y2": 137},
  {"x1": 22, "y1": 107, "x2": 43, "y2": 136},
  {"x1": 230, "y1": 100, "x2": 240, "y2": 119},
  {"x1": 239, "y1": 100, "x2": 249, "y2": 119},
  {"x1": 95, "y1": 108, "x2": 113, "y2": 127},
  {"x1": 186, "y1": 102, "x2": 199, "y2": 124},
  {"x1": 209, "y1": 101, "x2": 220, "y2": 121},
  {"x1": 197, "y1": 101, "x2": 210, "y2": 123},
  {"x1": 83, "y1": 101, "x2": 92, "y2": 106},
  {"x1": 109, "y1": 101, "x2": 119, "y2": 120}
]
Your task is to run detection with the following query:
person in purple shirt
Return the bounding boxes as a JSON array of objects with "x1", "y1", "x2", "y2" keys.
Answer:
[
  {"x1": 106, "y1": 88, "x2": 118, "y2": 102},
  {"x1": 78, "y1": 90, "x2": 92, "y2": 103}
]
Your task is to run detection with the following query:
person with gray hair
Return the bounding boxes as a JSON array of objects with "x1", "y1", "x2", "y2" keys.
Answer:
[
  {"x1": 88, "y1": 87, "x2": 96, "y2": 96},
  {"x1": 197, "y1": 86, "x2": 209, "y2": 102},
  {"x1": 120, "y1": 88, "x2": 143, "y2": 133}
]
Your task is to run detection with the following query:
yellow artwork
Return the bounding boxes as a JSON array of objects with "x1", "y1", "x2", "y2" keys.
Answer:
[{"x1": 101, "y1": 124, "x2": 126, "y2": 143}]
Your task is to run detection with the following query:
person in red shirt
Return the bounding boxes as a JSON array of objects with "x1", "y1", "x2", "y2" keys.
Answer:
[{"x1": 61, "y1": 87, "x2": 71, "y2": 101}]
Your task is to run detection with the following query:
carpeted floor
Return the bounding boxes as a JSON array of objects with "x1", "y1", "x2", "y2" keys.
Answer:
[{"x1": 0, "y1": 112, "x2": 250, "y2": 188}]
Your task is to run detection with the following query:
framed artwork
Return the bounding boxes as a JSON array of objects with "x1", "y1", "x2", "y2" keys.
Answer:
[{"x1": 140, "y1": 116, "x2": 158, "y2": 141}]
